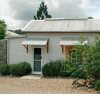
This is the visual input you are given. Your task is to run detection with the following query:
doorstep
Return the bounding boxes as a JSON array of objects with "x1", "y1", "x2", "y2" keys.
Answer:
[{"x1": 20, "y1": 75, "x2": 41, "y2": 80}]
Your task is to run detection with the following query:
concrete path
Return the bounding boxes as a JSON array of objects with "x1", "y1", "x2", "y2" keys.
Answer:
[{"x1": 20, "y1": 75, "x2": 41, "y2": 79}]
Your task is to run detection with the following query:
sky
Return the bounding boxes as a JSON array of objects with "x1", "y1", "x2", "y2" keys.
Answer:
[{"x1": 0, "y1": 0, "x2": 100, "y2": 30}]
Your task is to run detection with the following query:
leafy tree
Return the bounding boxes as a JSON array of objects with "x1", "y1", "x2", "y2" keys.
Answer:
[
  {"x1": 0, "y1": 19, "x2": 7, "y2": 39},
  {"x1": 15, "y1": 29, "x2": 23, "y2": 34},
  {"x1": 8, "y1": 29, "x2": 23, "y2": 35},
  {"x1": 34, "y1": 1, "x2": 52, "y2": 20},
  {"x1": 88, "y1": 16, "x2": 93, "y2": 19}
]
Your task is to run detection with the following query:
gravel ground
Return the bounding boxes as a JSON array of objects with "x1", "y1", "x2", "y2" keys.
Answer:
[{"x1": 0, "y1": 77, "x2": 97, "y2": 94}]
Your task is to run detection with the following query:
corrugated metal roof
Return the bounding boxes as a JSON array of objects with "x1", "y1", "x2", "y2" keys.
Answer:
[
  {"x1": 7, "y1": 31, "x2": 19, "y2": 36},
  {"x1": 22, "y1": 19, "x2": 100, "y2": 32},
  {"x1": 6, "y1": 31, "x2": 25, "y2": 38},
  {"x1": 21, "y1": 38, "x2": 48, "y2": 46}
]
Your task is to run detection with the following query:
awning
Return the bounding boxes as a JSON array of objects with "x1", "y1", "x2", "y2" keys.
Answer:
[
  {"x1": 21, "y1": 38, "x2": 48, "y2": 46},
  {"x1": 21, "y1": 38, "x2": 49, "y2": 53},
  {"x1": 60, "y1": 37, "x2": 88, "y2": 46},
  {"x1": 60, "y1": 37, "x2": 88, "y2": 53}
]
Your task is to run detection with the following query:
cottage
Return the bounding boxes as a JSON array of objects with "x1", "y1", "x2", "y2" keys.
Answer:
[{"x1": 7, "y1": 18, "x2": 100, "y2": 74}]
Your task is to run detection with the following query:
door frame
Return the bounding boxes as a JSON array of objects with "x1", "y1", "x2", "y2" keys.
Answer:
[{"x1": 32, "y1": 47, "x2": 42, "y2": 75}]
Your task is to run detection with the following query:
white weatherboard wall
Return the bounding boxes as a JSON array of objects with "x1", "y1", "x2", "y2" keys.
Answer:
[
  {"x1": 26, "y1": 33, "x2": 66, "y2": 67},
  {"x1": 7, "y1": 37, "x2": 33, "y2": 67},
  {"x1": 8, "y1": 32, "x2": 97, "y2": 73},
  {"x1": 26, "y1": 32, "x2": 96, "y2": 66}
]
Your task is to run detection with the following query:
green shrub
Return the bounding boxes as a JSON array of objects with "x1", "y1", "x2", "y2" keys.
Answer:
[
  {"x1": 94, "y1": 80, "x2": 100, "y2": 91},
  {"x1": 42, "y1": 60, "x2": 66, "y2": 77},
  {"x1": 0, "y1": 62, "x2": 32, "y2": 77},
  {"x1": 10, "y1": 62, "x2": 32, "y2": 76},
  {"x1": 42, "y1": 60, "x2": 79, "y2": 77},
  {"x1": 84, "y1": 37, "x2": 100, "y2": 79},
  {"x1": 0, "y1": 64, "x2": 10, "y2": 76},
  {"x1": 71, "y1": 68, "x2": 87, "y2": 79},
  {"x1": 60, "y1": 63, "x2": 78, "y2": 77},
  {"x1": 60, "y1": 71, "x2": 72, "y2": 77},
  {"x1": 94, "y1": 68, "x2": 100, "y2": 80}
]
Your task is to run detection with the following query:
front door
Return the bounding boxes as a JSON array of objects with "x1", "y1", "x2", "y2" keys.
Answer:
[{"x1": 34, "y1": 48, "x2": 41, "y2": 74}]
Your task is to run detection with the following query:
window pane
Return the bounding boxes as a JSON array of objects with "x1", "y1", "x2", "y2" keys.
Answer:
[
  {"x1": 34, "y1": 61, "x2": 41, "y2": 71},
  {"x1": 34, "y1": 54, "x2": 41, "y2": 60},
  {"x1": 34, "y1": 48, "x2": 41, "y2": 54}
]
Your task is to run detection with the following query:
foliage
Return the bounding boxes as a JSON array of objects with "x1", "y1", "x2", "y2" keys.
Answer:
[
  {"x1": 42, "y1": 60, "x2": 79, "y2": 77},
  {"x1": 0, "y1": 62, "x2": 32, "y2": 77},
  {"x1": 84, "y1": 36, "x2": 100, "y2": 79},
  {"x1": 42, "y1": 60, "x2": 66, "y2": 77},
  {"x1": 68, "y1": 49, "x2": 80, "y2": 64},
  {"x1": 14, "y1": 29, "x2": 23, "y2": 34},
  {"x1": 0, "y1": 64, "x2": 10, "y2": 76},
  {"x1": 94, "y1": 68, "x2": 100, "y2": 80},
  {"x1": 78, "y1": 36, "x2": 100, "y2": 79},
  {"x1": 0, "y1": 19, "x2": 7, "y2": 39},
  {"x1": 60, "y1": 71, "x2": 71, "y2": 77},
  {"x1": 34, "y1": 1, "x2": 52, "y2": 20},
  {"x1": 10, "y1": 62, "x2": 32, "y2": 76},
  {"x1": 8, "y1": 29, "x2": 23, "y2": 35},
  {"x1": 71, "y1": 68, "x2": 87, "y2": 79},
  {"x1": 75, "y1": 36, "x2": 89, "y2": 66},
  {"x1": 88, "y1": 17, "x2": 93, "y2": 19},
  {"x1": 94, "y1": 80, "x2": 100, "y2": 91},
  {"x1": 60, "y1": 63, "x2": 78, "y2": 77},
  {"x1": 74, "y1": 35, "x2": 100, "y2": 80}
]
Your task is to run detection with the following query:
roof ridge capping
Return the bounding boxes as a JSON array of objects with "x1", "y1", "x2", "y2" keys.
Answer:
[{"x1": 45, "y1": 17, "x2": 88, "y2": 21}]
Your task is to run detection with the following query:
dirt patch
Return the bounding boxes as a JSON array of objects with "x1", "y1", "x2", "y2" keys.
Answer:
[{"x1": 0, "y1": 77, "x2": 97, "y2": 94}]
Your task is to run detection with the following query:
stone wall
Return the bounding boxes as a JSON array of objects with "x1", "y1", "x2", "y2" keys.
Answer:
[{"x1": 0, "y1": 39, "x2": 7, "y2": 64}]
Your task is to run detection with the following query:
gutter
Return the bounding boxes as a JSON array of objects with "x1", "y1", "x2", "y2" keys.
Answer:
[
  {"x1": 6, "y1": 35, "x2": 26, "y2": 39},
  {"x1": 22, "y1": 31, "x2": 100, "y2": 33}
]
